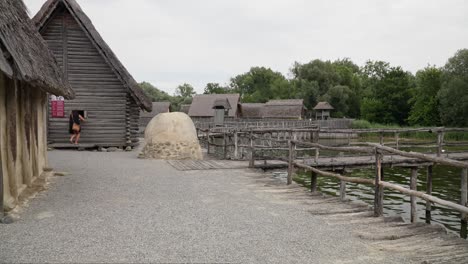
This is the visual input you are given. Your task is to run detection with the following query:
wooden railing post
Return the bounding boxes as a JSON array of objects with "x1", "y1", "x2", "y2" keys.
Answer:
[
  {"x1": 374, "y1": 150, "x2": 383, "y2": 217},
  {"x1": 311, "y1": 171, "x2": 317, "y2": 193},
  {"x1": 234, "y1": 131, "x2": 238, "y2": 159},
  {"x1": 223, "y1": 132, "x2": 227, "y2": 159},
  {"x1": 340, "y1": 175, "x2": 347, "y2": 201},
  {"x1": 437, "y1": 131, "x2": 445, "y2": 157},
  {"x1": 249, "y1": 131, "x2": 254, "y2": 168},
  {"x1": 207, "y1": 134, "x2": 211, "y2": 154},
  {"x1": 410, "y1": 167, "x2": 418, "y2": 223},
  {"x1": 426, "y1": 165, "x2": 433, "y2": 224},
  {"x1": 395, "y1": 132, "x2": 400, "y2": 150},
  {"x1": 461, "y1": 168, "x2": 467, "y2": 238},
  {"x1": 379, "y1": 132, "x2": 384, "y2": 145},
  {"x1": 287, "y1": 140, "x2": 295, "y2": 185}
]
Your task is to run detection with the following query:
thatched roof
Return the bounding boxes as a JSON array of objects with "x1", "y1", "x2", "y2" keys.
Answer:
[
  {"x1": 140, "y1": 102, "x2": 171, "y2": 118},
  {"x1": 313, "y1": 101, "x2": 334, "y2": 110},
  {"x1": 263, "y1": 99, "x2": 305, "y2": 119},
  {"x1": 180, "y1": 104, "x2": 190, "y2": 114},
  {"x1": 212, "y1": 98, "x2": 232, "y2": 110},
  {"x1": 189, "y1": 94, "x2": 240, "y2": 117},
  {"x1": 33, "y1": 0, "x2": 151, "y2": 111},
  {"x1": 0, "y1": 0, "x2": 74, "y2": 98},
  {"x1": 240, "y1": 103, "x2": 265, "y2": 119}
]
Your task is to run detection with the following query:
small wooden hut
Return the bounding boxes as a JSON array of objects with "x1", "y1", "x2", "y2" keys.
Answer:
[
  {"x1": 33, "y1": 0, "x2": 152, "y2": 148},
  {"x1": 0, "y1": 0, "x2": 74, "y2": 211},
  {"x1": 139, "y1": 102, "x2": 171, "y2": 133},
  {"x1": 313, "y1": 101, "x2": 334, "y2": 120},
  {"x1": 188, "y1": 94, "x2": 240, "y2": 122},
  {"x1": 263, "y1": 99, "x2": 306, "y2": 120}
]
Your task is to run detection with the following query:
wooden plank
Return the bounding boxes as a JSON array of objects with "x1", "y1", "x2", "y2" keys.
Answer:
[{"x1": 426, "y1": 165, "x2": 433, "y2": 224}]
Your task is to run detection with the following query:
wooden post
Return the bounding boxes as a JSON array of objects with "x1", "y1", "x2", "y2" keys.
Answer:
[
  {"x1": 234, "y1": 131, "x2": 238, "y2": 159},
  {"x1": 374, "y1": 150, "x2": 383, "y2": 217},
  {"x1": 287, "y1": 140, "x2": 294, "y2": 185},
  {"x1": 340, "y1": 180, "x2": 346, "y2": 201},
  {"x1": 223, "y1": 132, "x2": 227, "y2": 159},
  {"x1": 395, "y1": 132, "x2": 400, "y2": 150},
  {"x1": 379, "y1": 132, "x2": 384, "y2": 145},
  {"x1": 206, "y1": 130, "x2": 210, "y2": 154},
  {"x1": 461, "y1": 168, "x2": 467, "y2": 238},
  {"x1": 410, "y1": 168, "x2": 418, "y2": 223},
  {"x1": 311, "y1": 171, "x2": 317, "y2": 193},
  {"x1": 249, "y1": 131, "x2": 254, "y2": 168},
  {"x1": 437, "y1": 131, "x2": 445, "y2": 157},
  {"x1": 426, "y1": 165, "x2": 433, "y2": 224},
  {"x1": 0, "y1": 149, "x2": 3, "y2": 221}
]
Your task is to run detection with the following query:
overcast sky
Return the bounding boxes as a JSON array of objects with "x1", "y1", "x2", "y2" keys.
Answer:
[{"x1": 24, "y1": 0, "x2": 468, "y2": 94}]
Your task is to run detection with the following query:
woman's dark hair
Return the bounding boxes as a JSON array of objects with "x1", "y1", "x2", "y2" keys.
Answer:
[{"x1": 71, "y1": 110, "x2": 80, "y2": 124}]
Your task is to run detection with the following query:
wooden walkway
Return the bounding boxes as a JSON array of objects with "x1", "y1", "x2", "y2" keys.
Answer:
[{"x1": 167, "y1": 160, "x2": 248, "y2": 171}]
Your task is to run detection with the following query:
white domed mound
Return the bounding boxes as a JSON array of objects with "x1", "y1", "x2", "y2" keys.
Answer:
[{"x1": 140, "y1": 112, "x2": 203, "y2": 160}]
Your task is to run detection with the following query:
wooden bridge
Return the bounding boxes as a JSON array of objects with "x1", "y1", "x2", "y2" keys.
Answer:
[{"x1": 194, "y1": 125, "x2": 468, "y2": 242}]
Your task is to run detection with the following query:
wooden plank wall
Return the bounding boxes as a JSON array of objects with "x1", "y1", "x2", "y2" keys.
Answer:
[{"x1": 41, "y1": 5, "x2": 137, "y2": 147}]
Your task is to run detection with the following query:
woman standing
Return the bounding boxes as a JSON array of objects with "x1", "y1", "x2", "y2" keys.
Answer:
[{"x1": 69, "y1": 110, "x2": 85, "y2": 145}]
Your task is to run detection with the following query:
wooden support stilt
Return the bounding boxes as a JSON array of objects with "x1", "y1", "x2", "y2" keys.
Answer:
[
  {"x1": 379, "y1": 132, "x2": 384, "y2": 145},
  {"x1": 437, "y1": 131, "x2": 445, "y2": 157},
  {"x1": 249, "y1": 131, "x2": 254, "y2": 168},
  {"x1": 287, "y1": 140, "x2": 294, "y2": 185},
  {"x1": 461, "y1": 168, "x2": 467, "y2": 239},
  {"x1": 374, "y1": 150, "x2": 383, "y2": 217},
  {"x1": 395, "y1": 132, "x2": 400, "y2": 150},
  {"x1": 234, "y1": 132, "x2": 238, "y2": 159},
  {"x1": 340, "y1": 180, "x2": 346, "y2": 201},
  {"x1": 410, "y1": 167, "x2": 418, "y2": 223},
  {"x1": 223, "y1": 132, "x2": 227, "y2": 159},
  {"x1": 311, "y1": 171, "x2": 317, "y2": 193},
  {"x1": 426, "y1": 165, "x2": 433, "y2": 224}
]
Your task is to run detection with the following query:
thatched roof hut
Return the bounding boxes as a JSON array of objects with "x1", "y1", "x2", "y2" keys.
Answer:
[
  {"x1": 240, "y1": 103, "x2": 265, "y2": 119},
  {"x1": 0, "y1": 0, "x2": 74, "y2": 98},
  {"x1": 313, "y1": 102, "x2": 334, "y2": 111},
  {"x1": 313, "y1": 101, "x2": 334, "y2": 120},
  {"x1": 33, "y1": 0, "x2": 151, "y2": 111},
  {"x1": 263, "y1": 99, "x2": 306, "y2": 119},
  {"x1": 189, "y1": 94, "x2": 240, "y2": 118},
  {"x1": 34, "y1": 0, "x2": 152, "y2": 148}
]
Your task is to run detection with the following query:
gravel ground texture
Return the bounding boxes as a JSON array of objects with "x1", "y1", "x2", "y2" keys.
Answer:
[{"x1": 0, "y1": 149, "x2": 410, "y2": 263}]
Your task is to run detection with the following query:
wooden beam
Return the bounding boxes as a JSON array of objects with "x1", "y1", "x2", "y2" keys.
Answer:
[
  {"x1": 367, "y1": 143, "x2": 468, "y2": 168},
  {"x1": 294, "y1": 163, "x2": 375, "y2": 185}
]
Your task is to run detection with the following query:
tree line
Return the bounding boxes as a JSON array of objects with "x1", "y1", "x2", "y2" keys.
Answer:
[{"x1": 140, "y1": 49, "x2": 468, "y2": 127}]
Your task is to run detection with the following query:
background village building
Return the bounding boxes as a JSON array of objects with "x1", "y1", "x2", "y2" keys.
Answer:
[
  {"x1": 240, "y1": 103, "x2": 265, "y2": 119},
  {"x1": 212, "y1": 98, "x2": 232, "y2": 126},
  {"x1": 180, "y1": 104, "x2": 191, "y2": 115},
  {"x1": 314, "y1": 101, "x2": 334, "y2": 120},
  {"x1": 262, "y1": 99, "x2": 306, "y2": 120},
  {"x1": 0, "y1": 0, "x2": 74, "y2": 212},
  {"x1": 139, "y1": 102, "x2": 171, "y2": 134},
  {"x1": 188, "y1": 94, "x2": 240, "y2": 122},
  {"x1": 33, "y1": 0, "x2": 152, "y2": 149}
]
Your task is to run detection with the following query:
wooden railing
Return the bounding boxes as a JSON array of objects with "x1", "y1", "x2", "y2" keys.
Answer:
[{"x1": 284, "y1": 139, "x2": 468, "y2": 238}]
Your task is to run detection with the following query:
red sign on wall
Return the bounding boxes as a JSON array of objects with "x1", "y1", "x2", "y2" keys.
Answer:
[{"x1": 51, "y1": 96, "x2": 65, "y2": 118}]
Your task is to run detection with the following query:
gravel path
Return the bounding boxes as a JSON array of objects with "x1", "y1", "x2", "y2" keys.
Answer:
[{"x1": 0, "y1": 150, "x2": 410, "y2": 263}]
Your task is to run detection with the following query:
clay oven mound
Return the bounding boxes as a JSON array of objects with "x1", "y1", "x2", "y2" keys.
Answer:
[{"x1": 140, "y1": 112, "x2": 203, "y2": 160}]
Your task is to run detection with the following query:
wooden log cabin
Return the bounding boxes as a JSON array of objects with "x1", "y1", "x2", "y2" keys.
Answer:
[
  {"x1": 0, "y1": 0, "x2": 74, "y2": 212},
  {"x1": 33, "y1": 0, "x2": 152, "y2": 148}
]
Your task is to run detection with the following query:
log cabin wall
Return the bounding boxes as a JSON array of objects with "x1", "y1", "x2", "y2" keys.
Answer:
[
  {"x1": 0, "y1": 72, "x2": 48, "y2": 211},
  {"x1": 40, "y1": 4, "x2": 135, "y2": 147}
]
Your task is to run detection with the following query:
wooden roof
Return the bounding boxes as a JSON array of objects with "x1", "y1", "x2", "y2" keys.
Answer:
[
  {"x1": 33, "y1": 0, "x2": 152, "y2": 111},
  {"x1": 313, "y1": 101, "x2": 334, "y2": 110},
  {"x1": 263, "y1": 99, "x2": 305, "y2": 119},
  {"x1": 0, "y1": 0, "x2": 74, "y2": 98},
  {"x1": 241, "y1": 103, "x2": 265, "y2": 118},
  {"x1": 140, "y1": 102, "x2": 171, "y2": 118},
  {"x1": 180, "y1": 104, "x2": 190, "y2": 114},
  {"x1": 212, "y1": 98, "x2": 232, "y2": 109},
  {"x1": 189, "y1": 94, "x2": 240, "y2": 117}
]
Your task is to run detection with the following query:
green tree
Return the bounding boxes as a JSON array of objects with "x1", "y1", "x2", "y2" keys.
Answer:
[
  {"x1": 438, "y1": 49, "x2": 468, "y2": 126},
  {"x1": 229, "y1": 67, "x2": 292, "y2": 103},
  {"x1": 204, "y1": 83, "x2": 230, "y2": 94},
  {"x1": 361, "y1": 66, "x2": 413, "y2": 125},
  {"x1": 175, "y1": 83, "x2": 196, "y2": 98},
  {"x1": 321, "y1": 85, "x2": 352, "y2": 118},
  {"x1": 407, "y1": 66, "x2": 442, "y2": 126},
  {"x1": 139, "y1": 82, "x2": 172, "y2": 102}
]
